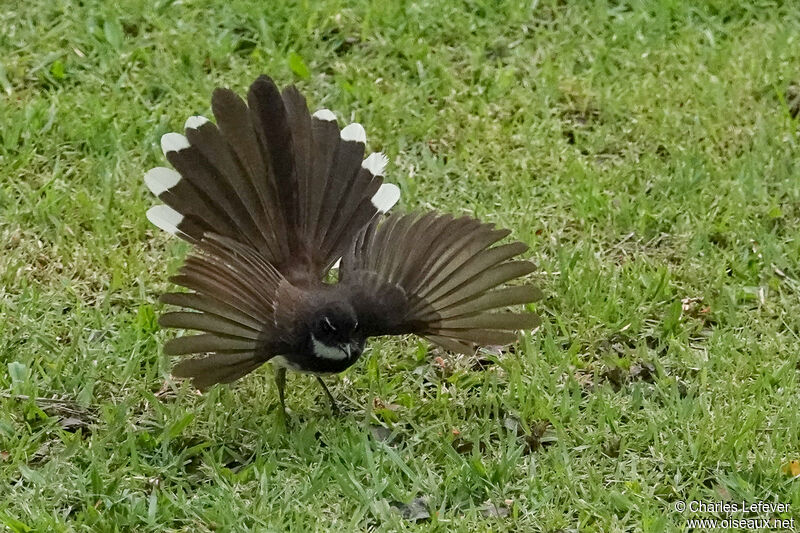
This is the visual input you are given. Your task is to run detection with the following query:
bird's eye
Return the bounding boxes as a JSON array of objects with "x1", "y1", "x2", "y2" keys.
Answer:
[{"x1": 322, "y1": 317, "x2": 336, "y2": 332}]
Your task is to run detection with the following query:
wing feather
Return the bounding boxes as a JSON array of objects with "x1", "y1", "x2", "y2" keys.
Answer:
[{"x1": 341, "y1": 213, "x2": 541, "y2": 352}]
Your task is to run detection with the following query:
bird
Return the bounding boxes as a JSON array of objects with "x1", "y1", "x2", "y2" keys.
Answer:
[{"x1": 144, "y1": 74, "x2": 542, "y2": 415}]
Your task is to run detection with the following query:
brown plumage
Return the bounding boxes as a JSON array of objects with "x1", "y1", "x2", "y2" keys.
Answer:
[{"x1": 144, "y1": 74, "x2": 541, "y2": 413}]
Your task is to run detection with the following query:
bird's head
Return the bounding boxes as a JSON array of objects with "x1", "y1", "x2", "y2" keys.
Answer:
[{"x1": 307, "y1": 302, "x2": 365, "y2": 363}]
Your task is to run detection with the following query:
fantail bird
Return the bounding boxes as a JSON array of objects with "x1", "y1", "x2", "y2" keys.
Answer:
[{"x1": 144, "y1": 74, "x2": 541, "y2": 414}]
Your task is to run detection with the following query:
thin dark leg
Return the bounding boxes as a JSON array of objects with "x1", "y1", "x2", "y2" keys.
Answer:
[
  {"x1": 315, "y1": 376, "x2": 339, "y2": 413},
  {"x1": 274, "y1": 366, "x2": 287, "y2": 417}
]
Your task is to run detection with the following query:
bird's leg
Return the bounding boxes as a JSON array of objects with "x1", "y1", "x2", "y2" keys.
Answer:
[
  {"x1": 315, "y1": 376, "x2": 340, "y2": 414},
  {"x1": 274, "y1": 366, "x2": 288, "y2": 420}
]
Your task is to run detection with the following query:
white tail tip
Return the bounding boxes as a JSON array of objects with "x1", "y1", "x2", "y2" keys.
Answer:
[
  {"x1": 144, "y1": 167, "x2": 182, "y2": 196},
  {"x1": 341, "y1": 123, "x2": 366, "y2": 143},
  {"x1": 146, "y1": 205, "x2": 183, "y2": 235},
  {"x1": 312, "y1": 109, "x2": 337, "y2": 122},
  {"x1": 184, "y1": 115, "x2": 210, "y2": 130},
  {"x1": 362, "y1": 152, "x2": 388, "y2": 177},
  {"x1": 371, "y1": 183, "x2": 400, "y2": 213},
  {"x1": 160, "y1": 133, "x2": 190, "y2": 156}
]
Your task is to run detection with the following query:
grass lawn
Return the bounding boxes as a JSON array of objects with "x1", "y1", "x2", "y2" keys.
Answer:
[{"x1": 2, "y1": 0, "x2": 800, "y2": 530}]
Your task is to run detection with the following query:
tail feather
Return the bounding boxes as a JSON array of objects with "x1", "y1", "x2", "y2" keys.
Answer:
[
  {"x1": 211, "y1": 87, "x2": 282, "y2": 261},
  {"x1": 183, "y1": 116, "x2": 270, "y2": 254},
  {"x1": 329, "y1": 190, "x2": 380, "y2": 253},
  {"x1": 306, "y1": 110, "x2": 341, "y2": 253},
  {"x1": 314, "y1": 124, "x2": 366, "y2": 258},
  {"x1": 282, "y1": 86, "x2": 313, "y2": 233},
  {"x1": 163, "y1": 141, "x2": 245, "y2": 239},
  {"x1": 321, "y1": 161, "x2": 383, "y2": 264},
  {"x1": 247, "y1": 76, "x2": 299, "y2": 257},
  {"x1": 210, "y1": 82, "x2": 291, "y2": 263},
  {"x1": 145, "y1": 174, "x2": 221, "y2": 241},
  {"x1": 145, "y1": 74, "x2": 401, "y2": 284}
]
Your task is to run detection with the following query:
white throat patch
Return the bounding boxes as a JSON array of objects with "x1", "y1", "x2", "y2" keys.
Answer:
[{"x1": 311, "y1": 335, "x2": 350, "y2": 361}]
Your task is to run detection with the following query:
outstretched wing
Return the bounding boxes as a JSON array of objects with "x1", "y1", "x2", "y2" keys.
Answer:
[
  {"x1": 157, "y1": 234, "x2": 306, "y2": 389},
  {"x1": 145, "y1": 75, "x2": 400, "y2": 285},
  {"x1": 339, "y1": 213, "x2": 542, "y2": 354}
]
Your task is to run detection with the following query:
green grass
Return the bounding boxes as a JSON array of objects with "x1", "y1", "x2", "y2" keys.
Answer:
[{"x1": 2, "y1": 0, "x2": 800, "y2": 531}]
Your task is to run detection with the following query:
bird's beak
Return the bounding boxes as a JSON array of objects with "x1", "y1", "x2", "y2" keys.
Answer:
[{"x1": 340, "y1": 343, "x2": 351, "y2": 358}]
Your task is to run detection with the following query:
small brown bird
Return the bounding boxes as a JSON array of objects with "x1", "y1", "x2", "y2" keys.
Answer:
[{"x1": 145, "y1": 74, "x2": 541, "y2": 414}]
